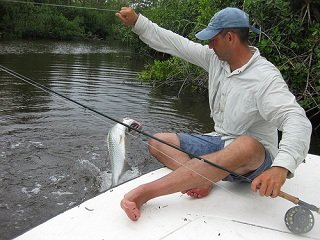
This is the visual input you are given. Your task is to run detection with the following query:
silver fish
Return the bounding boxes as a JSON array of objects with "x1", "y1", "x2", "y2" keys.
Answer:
[{"x1": 107, "y1": 118, "x2": 142, "y2": 186}]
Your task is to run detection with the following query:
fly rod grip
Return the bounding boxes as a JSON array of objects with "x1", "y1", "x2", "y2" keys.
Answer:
[{"x1": 278, "y1": 191, "x2": 299, "y2": 205}]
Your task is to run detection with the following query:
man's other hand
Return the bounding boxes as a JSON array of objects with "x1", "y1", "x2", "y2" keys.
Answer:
[{"x1": 251, "y1": 166, "x2": 288, "y2": 198}]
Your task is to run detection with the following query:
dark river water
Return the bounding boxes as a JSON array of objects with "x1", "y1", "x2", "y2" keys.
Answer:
[{"x1": 0, "y1": 40, "x2": 319, "y2": 240}]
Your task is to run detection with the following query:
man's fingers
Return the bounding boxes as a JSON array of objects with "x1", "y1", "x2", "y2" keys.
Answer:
[
  {"x1": 120, "y1": 6, "x2": 132, "y2": 11},
  {"x1": 251, "y1": 167, "x2": 288, "y2": 198},
  {"x1": 251, "y1": 178, "x2": 261, "y2": 192},
  {"x1": 251, "y1": 177, "x2": 282, "y2": 198},
  {"x1": 252, "y1": 177, "x2": 271, "y2": 196},
  {"x1": 115, "y1": 13, "x2": 127, "y2": 23},
  {"x1": 265, "y1": 183, "x2": 274, "y2": 197},
  {"x1": 115, "y1": 7, "x2": 138, "y2": 26},
  {"x1": 270, "y1": 183, "x2": 281, "y2": 198}
]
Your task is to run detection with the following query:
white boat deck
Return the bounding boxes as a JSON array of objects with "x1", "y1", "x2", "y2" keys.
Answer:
[{"x1": 16, "y1": 154, "x2": 320, "y2": 240}]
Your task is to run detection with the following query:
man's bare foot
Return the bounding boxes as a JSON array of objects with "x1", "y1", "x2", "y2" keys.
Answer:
[
  {"x1": 185, "y1": 184, "x2": 213, "y2": 198},
  {"x1": 120, "y1": 198, "x2": 141, "y2": 221}
]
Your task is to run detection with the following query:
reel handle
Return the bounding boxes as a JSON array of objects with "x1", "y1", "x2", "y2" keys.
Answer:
[
  {"x1": 279, "y1": 191, "x2": 299, "y2": 204},
  {"x1": 279, "y1": 191, "x2": 320, "y2": 213}
]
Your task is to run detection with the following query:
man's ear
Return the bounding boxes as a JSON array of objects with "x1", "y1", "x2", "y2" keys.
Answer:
[
  {"x1": 226, "y1": 32, "x2": 232, "y2": 41},
  {"x1": 228, "y1": 32, "x2": 240, "y2": 46},
  {"x1": 227, "y1": 31, "x2": 236, "y2": 42}
]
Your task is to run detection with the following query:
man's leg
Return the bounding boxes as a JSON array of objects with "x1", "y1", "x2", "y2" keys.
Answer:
[
  {"x1": 148, "y1": 133, "x2": 220, "y2": 198},
  {"x1": 121, "y1": 136, "x2": 265, "y2": 221},
  {"x1": 148, "y1": 133, "x2": 191, "y2": 169}
]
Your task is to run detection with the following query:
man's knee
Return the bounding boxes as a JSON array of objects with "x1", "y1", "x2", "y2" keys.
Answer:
[
  {"x1": 221, "y1": 135, "x2": 266, "y2": 173},
  {"x1": 232, "y1": 135, "x2": 265, "y2": 159},
  {"x1": 237, "y1": 135, "x2": 263, "y2": 147}
]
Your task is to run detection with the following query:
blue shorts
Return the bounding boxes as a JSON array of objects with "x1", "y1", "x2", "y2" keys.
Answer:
[{"x1": 177, "y1": 133, "x2": 273, "y2": 182}]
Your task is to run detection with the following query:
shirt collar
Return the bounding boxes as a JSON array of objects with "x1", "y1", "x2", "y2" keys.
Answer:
[{"x1": 226, "y1": 46, "x2": 260, "y2": 77}]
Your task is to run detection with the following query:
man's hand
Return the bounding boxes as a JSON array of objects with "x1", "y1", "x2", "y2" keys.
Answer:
[
  {"x1": 115, "y1": 7, "x2": 139, "y2": 26},
  {"x1": 251, "y1": 166, "x2": 288, "y2": 198}
]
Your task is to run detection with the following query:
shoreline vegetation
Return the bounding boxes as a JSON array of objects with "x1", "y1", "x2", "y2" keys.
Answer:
[{"x1": 0, "y1": 0, "x2": 319, "y2": 131}]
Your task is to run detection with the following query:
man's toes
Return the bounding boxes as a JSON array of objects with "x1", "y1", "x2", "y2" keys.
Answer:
[
  {"x1": 185, "y1": 186, "x2": 213, "y2": 199},
  {"x1": 121, "y1": 198, "x2": 141, "y2": 221}
]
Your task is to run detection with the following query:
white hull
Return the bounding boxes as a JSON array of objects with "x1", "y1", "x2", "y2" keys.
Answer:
[{"x1": 16, "y1": 154, "x2": 320, "y2": 240}]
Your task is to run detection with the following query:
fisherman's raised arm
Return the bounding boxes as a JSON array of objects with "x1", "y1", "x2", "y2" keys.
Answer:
[{"x1": 115, "y1": 7, "x2": 212, "y2": 71}]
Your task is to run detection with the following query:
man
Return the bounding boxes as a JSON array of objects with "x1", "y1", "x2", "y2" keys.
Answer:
[{"x1": 115, "y1": 7, "x2": 312, "y2": 221}]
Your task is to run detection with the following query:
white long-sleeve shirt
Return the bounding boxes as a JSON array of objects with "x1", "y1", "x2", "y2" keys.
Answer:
[{"x1": 133, "y1": 14, "x2": 312, "y2": 177}]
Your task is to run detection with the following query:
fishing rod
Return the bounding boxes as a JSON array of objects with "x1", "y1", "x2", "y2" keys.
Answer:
[
  {"x1": 1, "y1": 64, "x2": 319, "y2": 234},
  {"x1": 0, "y1": 0, "x2": 118, "y2": 12}
]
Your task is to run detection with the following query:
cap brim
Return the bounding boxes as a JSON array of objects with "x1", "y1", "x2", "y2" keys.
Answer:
[
  {"x1": 195, "y1": 28, "x2": 221, "y2": 40},
  {"x1": 250, "y1": 26, "x2": 261, "y2": 34}
]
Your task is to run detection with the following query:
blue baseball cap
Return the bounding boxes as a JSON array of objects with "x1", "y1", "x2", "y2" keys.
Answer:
[{"x1": 195, "y1": 7, "x2": 260, "y2": 40}]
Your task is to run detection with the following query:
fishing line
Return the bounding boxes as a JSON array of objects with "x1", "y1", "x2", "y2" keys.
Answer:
[
  {"x1": 0, "y1": 63, "x2": 251, "y2": 182},
  {"x1": 0, "y1": 0, "x2": 118, "y2": 12},
  {"x1": 2, "y1": 65, "x2": 319, "y2": 214}
]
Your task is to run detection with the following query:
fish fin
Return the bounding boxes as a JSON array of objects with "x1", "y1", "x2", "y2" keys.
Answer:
[
  {"x1": 121, "y1": 160, "x2": 132, "y2": 175},
  {"x1": 116, "y1": 160, "x2": 132, "y2": 185}
]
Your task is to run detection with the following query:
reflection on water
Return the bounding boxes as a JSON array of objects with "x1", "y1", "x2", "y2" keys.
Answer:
[{"x1": 0, "y1": 40, "x2": 319, "y2": 239}]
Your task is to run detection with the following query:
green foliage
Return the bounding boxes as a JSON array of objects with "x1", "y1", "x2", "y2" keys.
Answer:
[
  {"x1": 113, "y1": 0, "x2": 201, "y2": 51},
  {"x1": 14, "y1": 8, "x2": 85, "y2": 40},
  {"x1": 138, "y1": 56, "x2": 207, "y2": 94},
  {"x1": 139, "y1": 59, "x2": 173, "y2": 82},
  {"x1": 0, "y1": 0, "x2": 119, "y2": 40},
  {"x1": 244, "y1": 0, "x2": 319, "y2": 119},
  {"x1": 142, "y1": 0, "x2": 200, "y2": 37}
]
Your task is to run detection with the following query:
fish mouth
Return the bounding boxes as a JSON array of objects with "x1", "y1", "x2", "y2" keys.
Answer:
[
  {"x1": 122, "y1": 118, "x2": 142, "y2": 133},
  {"x1": 128, "y1": 121, "x2": 142, "y2": 132}
]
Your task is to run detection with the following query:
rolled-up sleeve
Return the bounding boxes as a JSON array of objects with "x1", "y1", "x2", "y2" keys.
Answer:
[
  {"x1": 132, "y1": 14, "x2": 212, "y2": 71},
  {"x1": 257, "y1": 75, "x2": 312, "y2": 177}
]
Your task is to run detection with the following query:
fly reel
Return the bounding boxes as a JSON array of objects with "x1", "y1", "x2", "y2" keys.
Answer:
[{"x1": 284, "y1": 206, "x2": 315, "y2": 234}]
